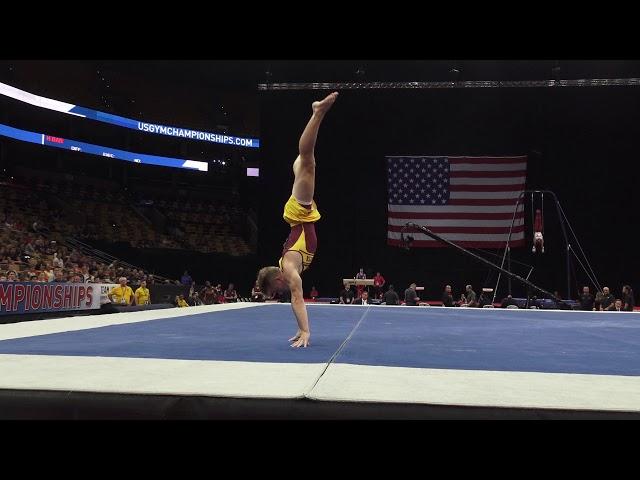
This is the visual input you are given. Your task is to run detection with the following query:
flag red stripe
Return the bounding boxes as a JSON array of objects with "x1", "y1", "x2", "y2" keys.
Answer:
[
  {"x1": 449, "y1": 157, "x2": 527, "y2": 164},
  {"x1": 387, "y1": 225, "x2": 525, "y2": 234},
  {"x1": 388, "y1": 211, "x2": 524, "y2": 220},
  {"x1": 387, "y1": 239, "x2": 526, "y2": 249},
  {"x1": 449, "y1": 184, "x2": 525, "y2": 192},
  {"x1": 449, "y1": 170, "x2": 527, "y2": 178},
  {"x1": 448, "y1": 199, "x2": 521, "y2": 206}
]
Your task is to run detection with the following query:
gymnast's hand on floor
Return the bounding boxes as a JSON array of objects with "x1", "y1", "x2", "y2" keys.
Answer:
[{"x1": 289, "y1": 330, "x2": 310, "y2": 348}]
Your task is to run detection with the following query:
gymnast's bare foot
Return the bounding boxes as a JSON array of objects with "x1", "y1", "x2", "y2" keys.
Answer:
[{"x1": 312, "y1": 92, "x2": 338, "y2": 115}]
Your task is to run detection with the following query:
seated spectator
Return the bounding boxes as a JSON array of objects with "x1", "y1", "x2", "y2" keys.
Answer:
[
  {"x1": 442, "y1": 285, "x2": 454, "y2": 307},
  {"x1": 215, "y1": 283, "x2": 225, "y2": 303},
  {"x1": 404, "y1": 283, "x2": 419, "y2": 306},
  {"x1": 598, "y1": 287, "x2": 614, "y2": 311},
  {"x1": 578, "y1": 286, "x2": 594, "y2": 311},
  {"x1": 201, "y1": 281, "x2": 217, "y2": 305},
  {"x1": 383, "y1": 285, "x2": 400, "y2": 305},
  {"x1": 605, "y1": 299, "x2": 624, "y2": 312},
  {"x1": 478, "y1": 289, "x2": 494, "y2": 308},
  {"x1": 310, "y1": 286, "x2": 319, "y2": 300},
  {"x1": 353, "y1": 290, "x2": 370, "y2": 305},
  {"x1": 176, "y1": 295, "x2": 190, "y2": 307},
  {"x1": 251, "y1": 283, "x2": 266, "y2": 302},
  {"x1": 224, "y1": 283, "x2": 238, "y2": 303},
  {"x1": 501, "y1": 295, "x2": 516, "y2": 308},
  {"x1": 464, "y1": 285, "x2": 478, "y2": 307},
  {"x1": 52, "y1": 252, "x2": 64, "y2": 268},
  {"x1": 339, "y1": 285, "x2": 355, "y2": 304},
  {"x1": 189, "y1": 291, "x2": 204, "y2": 306},
  {"x1": 594, "y1": 290, "x2": 604, "y2": 311}
]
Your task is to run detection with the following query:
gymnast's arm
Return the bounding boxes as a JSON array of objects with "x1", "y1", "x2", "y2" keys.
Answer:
[{"x1": 282, "y1": 257, "x2": 310, "y2": 347}]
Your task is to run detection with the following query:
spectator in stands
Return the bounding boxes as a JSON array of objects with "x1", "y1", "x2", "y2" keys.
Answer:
[
  {"x1": 622, "y1": 285, "x2": 635, "y2": 312},
  {"x1": 597, "y1": 287, "x2": 614, "y2": 311},
  {"x1": 579, "y1": 286, "x2": 594, "y2": 311},
  {"x1": 81, "y1": 265, "x2": 91, "y2": 283},
  {"x1": 176, "y1": 294, "x2": 189, "y2": 308},
  {"x1": 71, "y1": 274, "x2": 82, "y2": 283},
  {"x1": 224, "y1": 283, "x2": 238, "y2": 303},
  {"x1": 181, "y1": 270, "x2": 193, "y2": 286},
  {"x1": 189, "y1": 291, "x2": 204, "y2": 306},
  {"x1": 215, "y1": 283, "x2": 225, "y2": 303},
  {"x1": 501, "y1": 295, "x2": 516, "y2": 308},
  {"x1": 373, "y1": 272, "x2": 386, "y2": 299},
  {"x1": 383, "y1": 284, "x2": 400, "y2": 305},
  {"x1": 594, "y1": 290, "x2": 604, "y2": 311},
  {"x1": 442, "y1": 285, "x2": 454, "y2": 307},
  {"x1": 54, "y1": 270, "x2": 66, "y2": 282},
  {"x1": 353, "y1": 290, "x2": 370, "y2": 305},
  {"x1": 339, "y1": 284, "x2": 355, "y2": 304},
  {"x1": 404, "y1": 283, "x2": 419, "y2": 306},
  {"x1": 44, "y1": 266, "x2": 54, "y2": 282},
  {"x1": 52, "y1": 252, "x2": 64, "y2": 268},
  {"x1": 605, "y1": 299, "x2": 624, "y2": 312},
  {"x1": 6, "y1": 270, "x2": 17, "y2": 282},
  {"x1": 251, "y1": 282, "x2": 266, "y2": 302},
  {"x1": 134, "y1": 280, "x2": 150, "y2": 306},
  {"x1": 108, "y1": 277, "x2": 134, "y2": 306},
  {"x1": 37, "y1": 272, "x2": 47, "y2": 282},
  {"x1": 464, "y1": 285, "x2": 478, "y2": 307},
  {"x1": 201, "y1": 281, "x2": 217, "y2": 305},
  {"x1": 478, "y1": 289, "x2": 494, "y2": 308},
  {"x1": 310, "y1": 286, "x2": 319, "y2": 300}
]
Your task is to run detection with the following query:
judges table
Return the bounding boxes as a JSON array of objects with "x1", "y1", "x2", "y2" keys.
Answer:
[{"x1": 342, "y1": 279, "x2": 375, "y2": 288}]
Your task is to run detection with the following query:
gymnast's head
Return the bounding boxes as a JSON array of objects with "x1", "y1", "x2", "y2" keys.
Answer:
[{"x1": 256, "y1": 266, "x2": 286, "y2": 298}]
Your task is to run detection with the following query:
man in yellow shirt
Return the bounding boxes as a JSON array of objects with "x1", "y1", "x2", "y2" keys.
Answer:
[
  {"x1": 256, "y1": 91, "x2": 338, "y2": 348},
  {"x1": 134, "y1": 280, "x2": 150, "y2": 306},
  {"x1": 108, "y1": 277, "x2": 134, "y2": 306}
]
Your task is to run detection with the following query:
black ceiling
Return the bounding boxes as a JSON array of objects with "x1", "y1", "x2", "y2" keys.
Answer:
[{"x1": 84, "y1": 60, "x2": 640, "y2": 90}]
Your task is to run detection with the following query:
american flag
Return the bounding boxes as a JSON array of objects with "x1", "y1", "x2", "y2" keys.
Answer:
[{"x1": 387, "y1": 156, "x2": 527, "y2": 248}]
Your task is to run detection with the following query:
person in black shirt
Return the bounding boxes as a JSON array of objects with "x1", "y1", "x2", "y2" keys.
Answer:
[
  {"x1": 383, "y1": 285, "x2": 400, "y2": 305},
  {"x1": 578, "y1": 286, "x2": 594, "y2": 311},
  {"x1": 478, "y1": 289, "x2": 494, "y2": 308},
  {"x1": 339, "y1": 285, "x2": 355, "y2": 304},
  {"x1": 598, "y1": 287, "x2": 614, "y2": 311},
  {"x1": 501, "y1": 294, "x2": 516, "y2": 308},
  {"x1": 404, "y1": 283, "x2": 419, "y2": 306},
  {"x1": 442, "y1": 285, "x2": 454, "y2": 307},
  {"x1": 622, "y1": 285, "x2": 635, "y2": 312}
]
